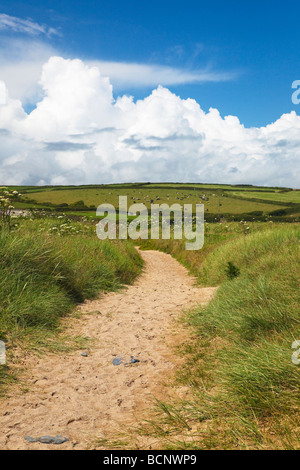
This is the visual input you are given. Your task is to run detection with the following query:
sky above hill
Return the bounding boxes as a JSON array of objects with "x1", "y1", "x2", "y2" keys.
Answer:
[{"x1": 0, "y1": 0, "x2": 299, "y2": 187}]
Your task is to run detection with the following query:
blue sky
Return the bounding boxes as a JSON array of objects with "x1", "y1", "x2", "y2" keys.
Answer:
[
  {"x1": 0, "y1": 1, "x2": 299, "y2": 187},
  {"x1": 1, "y1": 0, "x2": 299, "y2": 126}
]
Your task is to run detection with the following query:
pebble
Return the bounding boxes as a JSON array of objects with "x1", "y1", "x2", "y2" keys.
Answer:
[
  {"x1": 113, "y1": 355, "x2": 140, "y2": 366},
  {"x1": 25, "y1": 435, "x2": 69, "y2": 445},
  {"x1": 113, "y1": 356, "x2": 124, "y2": 366}
]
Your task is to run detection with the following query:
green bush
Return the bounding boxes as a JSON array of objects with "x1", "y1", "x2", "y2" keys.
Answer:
[{"x1": 225, "y1": 261, "x2": 240, "y2": 280}]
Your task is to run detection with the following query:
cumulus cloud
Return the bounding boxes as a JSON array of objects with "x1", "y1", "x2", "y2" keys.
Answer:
[
  {"x1": 0, "y1": 39, "x2": 58, "y2": 104},
  {"x1": 0, "y1": 56, "x2": 299, "y2": 187},
  {"x1": 0, "y1": 80, "x2": 7, "y2": 105}
]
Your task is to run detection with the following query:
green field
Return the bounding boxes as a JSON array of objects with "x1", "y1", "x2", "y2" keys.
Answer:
[
  {"x1": 7, "y1": 182, "x2": 300, "y2": 219},
  {"x1": 228, "y1": 190, "x2": 300, "y2": 204}
]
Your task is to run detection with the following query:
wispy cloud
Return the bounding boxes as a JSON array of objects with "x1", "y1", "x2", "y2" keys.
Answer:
[
  {"x1": 0, "y1": 13, "x2": 60, "y2": 37},
  {"x1": 90, "y1": 60, "x2": 238, "y2": 88},
  {"x1": 0, "y1": 37, "x2": 238, "y2": 105},
  {"x1": 0, "y1": 14, "x2": 237, "y2": 99}
]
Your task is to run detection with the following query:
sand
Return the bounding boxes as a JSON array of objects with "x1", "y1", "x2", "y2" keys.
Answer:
[{"x1": 0, "y1": 250, "x2": 216, "y2": 450}]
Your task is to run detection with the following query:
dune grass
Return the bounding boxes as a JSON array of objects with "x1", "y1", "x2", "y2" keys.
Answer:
[
  {"x1": 139, "y1": 224, "x2": 300, "y2": 449},
  {"x1": 138, "y1": 221, "x2": 280, "y2": 278},
  {"x1": 0, "y1": 218, "x2": 143, "y2": 393}
]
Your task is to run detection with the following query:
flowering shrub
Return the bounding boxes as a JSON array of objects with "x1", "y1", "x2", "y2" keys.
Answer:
[
  {"x1": 49, "y1": 222, "x2": 83, "y2": 235},
  {"x1": 0, "y1": 188, "x2": 22, "y2": 229}
]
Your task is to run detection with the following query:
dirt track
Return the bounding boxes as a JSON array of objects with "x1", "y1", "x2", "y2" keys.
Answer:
[{"x1": 0, "y1": 250, "x2": 216, "y2": 450}]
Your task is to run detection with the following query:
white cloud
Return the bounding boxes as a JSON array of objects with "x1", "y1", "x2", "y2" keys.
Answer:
[
  {"x1": 0, "y1": 39, "x2": 57, "y2": 104},
  {"x1": 0, "y1": 13, "x2": 59, "y2": 37},
  {"x1": 0, "y1": 39, "x2": 237, "y2": 104},
  {"x1": 0, "y1": 56, "x2": 299, "y2": 187},
  {"x1": 89, "y1": 60, "x2": 237, "y2": 88},
  {"x1": 0, "y1": 80, "x2": 7, "y2": 105}
]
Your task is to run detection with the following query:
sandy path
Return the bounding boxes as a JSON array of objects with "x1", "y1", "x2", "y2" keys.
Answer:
[{"x1": 0, "y1": 250, "x2": 216, "y2": 450}]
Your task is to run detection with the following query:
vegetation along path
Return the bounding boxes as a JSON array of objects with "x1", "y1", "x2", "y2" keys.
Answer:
[{"x1": 0, "y1": 250, "x2": 216, "y2": 450}]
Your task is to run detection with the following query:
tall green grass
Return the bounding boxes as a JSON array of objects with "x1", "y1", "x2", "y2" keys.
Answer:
[
  {"x1": 140, "y1": 224, "x2": 300, "y2": 449},
  {"x1": 0, "y1": 218, "x2": 143, "y2": 392},
  {"x1": 191, "y1": 226, "x2": 300, "y2": 412},
  {"x1": 138, "y1": 221, "x2": 281, "y2": 279}
]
